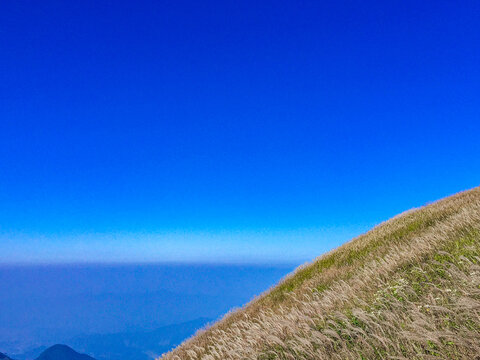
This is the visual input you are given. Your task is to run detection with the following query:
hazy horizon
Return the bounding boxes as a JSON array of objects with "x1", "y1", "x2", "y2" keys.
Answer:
[{"x1": 0, "y1": 225, "x2": 371, "y2": 265}]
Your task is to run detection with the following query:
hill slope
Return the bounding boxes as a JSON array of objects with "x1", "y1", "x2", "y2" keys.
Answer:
[
  {"x1": 161, "y1": 187, "x2": 480, "y2": 359},
  {"x1": 35, "y1": 345, "x2": 95, "y2": 360}
]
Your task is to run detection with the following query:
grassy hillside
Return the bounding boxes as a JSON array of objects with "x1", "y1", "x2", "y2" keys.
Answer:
[{"x1": 161, "y1": 187, "x2": 480, "y2": 360}]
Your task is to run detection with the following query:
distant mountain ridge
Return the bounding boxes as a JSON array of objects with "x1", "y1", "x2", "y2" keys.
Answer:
[
  {"x1": 5, "y1": 318, "x2": 209, "y2": 360},
  {"x1": 0, "y1": 352, "x2": 14, "y2": 360},
  {"x1": 1, "y1": 345, "x2": 95, "y2": 360},
  {"x1": 68, "y1": 318, "x2": 209, "y2": 360},
  {"x1": 35, "y1": 345, "x2": 95, "y2": 360}
]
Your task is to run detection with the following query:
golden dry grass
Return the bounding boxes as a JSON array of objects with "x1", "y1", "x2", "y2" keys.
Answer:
[{"x1": 161, "y1": 187, "x2": 480, "y2": 359}]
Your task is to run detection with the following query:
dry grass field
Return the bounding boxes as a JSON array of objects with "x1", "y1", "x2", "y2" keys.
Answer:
[{"x1": 161, "y1": 187, "x2": 480, "y2": 359}]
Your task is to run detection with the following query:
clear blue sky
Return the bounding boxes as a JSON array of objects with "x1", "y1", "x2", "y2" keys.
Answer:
[{"x1": 1, "y1": 0, "x2": 479, "y2": 264}]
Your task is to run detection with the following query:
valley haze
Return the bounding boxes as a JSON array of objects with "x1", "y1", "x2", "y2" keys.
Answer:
[{"x1": 0, "y1": 263, "x2": 293, "y2": 360}]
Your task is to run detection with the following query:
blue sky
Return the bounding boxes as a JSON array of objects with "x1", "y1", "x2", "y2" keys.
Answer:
[{"x1": 1, "y1": 0, "x2": 479, "y2": 264}]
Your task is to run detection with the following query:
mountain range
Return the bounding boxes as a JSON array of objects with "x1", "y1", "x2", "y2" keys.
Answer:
[
  {"x1": 6, "y1": 318, "x2": 209, "y2": 360},
  {"x1": 1, "y1": 352, "x2": 14, "y2": 360},
  {"x1": 66, "y1": 318, "x2": 209, "y2": 360},
  {"x1": 1, "y1": 345, "x2": 94, "y2": 360}
]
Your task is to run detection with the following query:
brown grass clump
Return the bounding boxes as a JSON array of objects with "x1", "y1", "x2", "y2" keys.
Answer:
[{"x1": 160, "y1": 187, "x2": 480, "y2": 359}]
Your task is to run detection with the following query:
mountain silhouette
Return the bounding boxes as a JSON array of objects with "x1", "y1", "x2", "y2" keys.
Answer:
[
  {"x1": 0, "y1": 352, "x2": 15, "y2": 360},
  {"x1": 35, "y1": 345, "x2": 95, "y2": 360}
]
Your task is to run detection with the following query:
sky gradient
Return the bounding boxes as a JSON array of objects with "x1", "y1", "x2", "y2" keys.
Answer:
[{"x1": 1, "y1": 0, "x2": 479, "y2": 264}]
